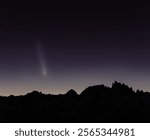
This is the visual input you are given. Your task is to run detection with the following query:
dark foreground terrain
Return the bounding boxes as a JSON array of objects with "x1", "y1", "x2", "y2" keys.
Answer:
[{"x1": 1, "y1": 81, "x2": 150, "y2": 122}]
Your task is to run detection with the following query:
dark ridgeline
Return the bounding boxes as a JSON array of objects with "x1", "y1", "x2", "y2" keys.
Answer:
[{"x1": 0, "y1": 81, "x2": 150, "y2": 122}]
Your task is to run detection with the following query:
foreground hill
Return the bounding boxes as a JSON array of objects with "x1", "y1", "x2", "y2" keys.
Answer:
[{"x1": 0, "y1": 81, "x2": 150, "y2": 122}]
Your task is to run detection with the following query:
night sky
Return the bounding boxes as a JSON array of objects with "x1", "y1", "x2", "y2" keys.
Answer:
[{"x1": 0, "y1": 2, "x2": 150, "y2": 95}]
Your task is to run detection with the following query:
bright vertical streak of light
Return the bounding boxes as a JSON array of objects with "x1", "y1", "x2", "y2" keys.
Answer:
[{"x1": 36, "y1": 42, "x2": 47, "y2": 77}]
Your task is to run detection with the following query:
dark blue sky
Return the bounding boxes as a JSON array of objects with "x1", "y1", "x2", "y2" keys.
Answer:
[{"x1": 0, "y1": 1, "x2": 150, "y2": 95}]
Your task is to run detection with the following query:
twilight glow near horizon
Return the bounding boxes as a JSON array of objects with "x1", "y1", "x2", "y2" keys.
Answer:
[{"x1": 0, "y1": 2, "x2": 150, "y2": 95}]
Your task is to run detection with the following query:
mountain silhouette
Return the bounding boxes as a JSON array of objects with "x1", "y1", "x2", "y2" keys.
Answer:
[
  {"x1": 0, "y1": 81, "x2": 150, "y2": 122},
  {"x1": 66, "y1": 89, "x2": 78, "y2": 96}
]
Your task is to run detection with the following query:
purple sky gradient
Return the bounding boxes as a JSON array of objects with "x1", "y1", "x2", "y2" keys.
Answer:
[{"x1": 0, "y1": 2, "x2": 150, "y2": 95}]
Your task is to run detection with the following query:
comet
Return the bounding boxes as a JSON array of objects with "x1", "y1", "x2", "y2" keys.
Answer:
[{"x1": 36, "y1": 42, "x2": 47, "y2": 77}]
